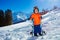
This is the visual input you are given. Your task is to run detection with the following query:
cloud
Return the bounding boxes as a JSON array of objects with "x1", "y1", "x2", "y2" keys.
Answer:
[
  {"x1": 47, "y1": 0, "x2": 59, "y2": 4},
  {"x1": 33, "y1": 0, "x2": 60, "y2": 10},
  {"x1": 33, "y1": 0, "x2": 59, "y2": 5},
  {"x1": 47, "y1": 0, "x2": 60, "y2": 7},
  {"x1": 48, "y1": 0, "x2": 59, "y2": 2}
]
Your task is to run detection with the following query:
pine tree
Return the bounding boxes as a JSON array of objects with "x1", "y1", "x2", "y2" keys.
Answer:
[
  {"x1": 5, "y1": 9, "x2": 12, "y2": 25},
  {"x1": 0, "y1": 10, "x2": 5, "y2": 27}
]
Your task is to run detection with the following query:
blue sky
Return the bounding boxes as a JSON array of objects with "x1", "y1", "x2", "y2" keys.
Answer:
[{"x1": 0, "y1": 0, "x2": 60, "y2": 13}]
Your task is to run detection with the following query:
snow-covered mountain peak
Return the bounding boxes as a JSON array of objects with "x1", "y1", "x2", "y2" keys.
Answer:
[{"x1": 16, "y1": 13, "x2": 27, "y2": 20}]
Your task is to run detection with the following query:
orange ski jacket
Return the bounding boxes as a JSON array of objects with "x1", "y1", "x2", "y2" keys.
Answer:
[{"x1": 30, "y1": 13, "x2": 42, "y2": 25}]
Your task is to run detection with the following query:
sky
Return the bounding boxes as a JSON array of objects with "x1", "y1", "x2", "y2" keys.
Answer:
[{"x1": 0, "y1": 0, "x2": 60, "y2": 13}]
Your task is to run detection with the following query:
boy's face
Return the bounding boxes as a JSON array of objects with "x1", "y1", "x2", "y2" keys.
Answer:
[{"x1": 35, "y1": 9, "x2": 39, "y2": 13}]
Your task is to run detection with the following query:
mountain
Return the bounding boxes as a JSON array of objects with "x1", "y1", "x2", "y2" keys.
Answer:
[
  {"x1": 0, "y1": 8, "x2": 60, "y2": 40},
  {"x1": 12, "y1": 12, "x2": 30, "y2": 24}
]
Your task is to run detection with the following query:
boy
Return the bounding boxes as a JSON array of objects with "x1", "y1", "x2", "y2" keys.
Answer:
[{"x1": 30, "y1": 6, "x2": 44, "y2": 36}]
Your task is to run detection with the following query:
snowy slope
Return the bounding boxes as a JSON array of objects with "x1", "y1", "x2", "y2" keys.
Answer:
[
  {"x1": 0, "y1": 9, "x2": 60, "y2": 40},
  {"x1": 0, "y1": 20, "x2": 32, "y2": 31}
]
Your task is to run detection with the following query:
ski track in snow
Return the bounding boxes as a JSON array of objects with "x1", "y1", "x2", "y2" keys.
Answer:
[{"x1": 0, "y1": 9, "x2": 60, "y2": 40}]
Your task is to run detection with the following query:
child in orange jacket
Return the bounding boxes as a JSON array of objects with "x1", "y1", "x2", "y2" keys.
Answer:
[{"x1": 30, "y1": 6, "x2": 43, "y2": 36}]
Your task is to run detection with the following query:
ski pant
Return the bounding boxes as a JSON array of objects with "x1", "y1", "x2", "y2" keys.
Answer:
[{"x1": 34, "y1": 24, "x2": 42, "y2": 36}]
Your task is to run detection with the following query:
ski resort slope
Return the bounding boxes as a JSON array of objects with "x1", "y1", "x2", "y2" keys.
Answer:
[{"x1": 0, "y1": 9, "x2": 60, "y2": 40}]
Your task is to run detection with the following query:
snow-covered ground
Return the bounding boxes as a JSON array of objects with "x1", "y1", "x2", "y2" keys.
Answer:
[{"x1": 0, "y1": 9, "x2": 60, "y2": 40}]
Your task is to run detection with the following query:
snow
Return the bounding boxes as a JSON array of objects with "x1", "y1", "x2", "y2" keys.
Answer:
[
  {"x1": 16, "y1": 14, "x2": 27, "y2": 20},
  {"x1": 0, "y1": 9, "x2": 60, "y2": 40},
  {"x1": 0, "y1": 20, "x2": 32, "y2": 31}
]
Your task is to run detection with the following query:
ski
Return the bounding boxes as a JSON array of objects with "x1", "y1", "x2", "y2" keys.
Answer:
[{"x1": 30, "y1": 30, "x2": 46, "y2": 36}]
